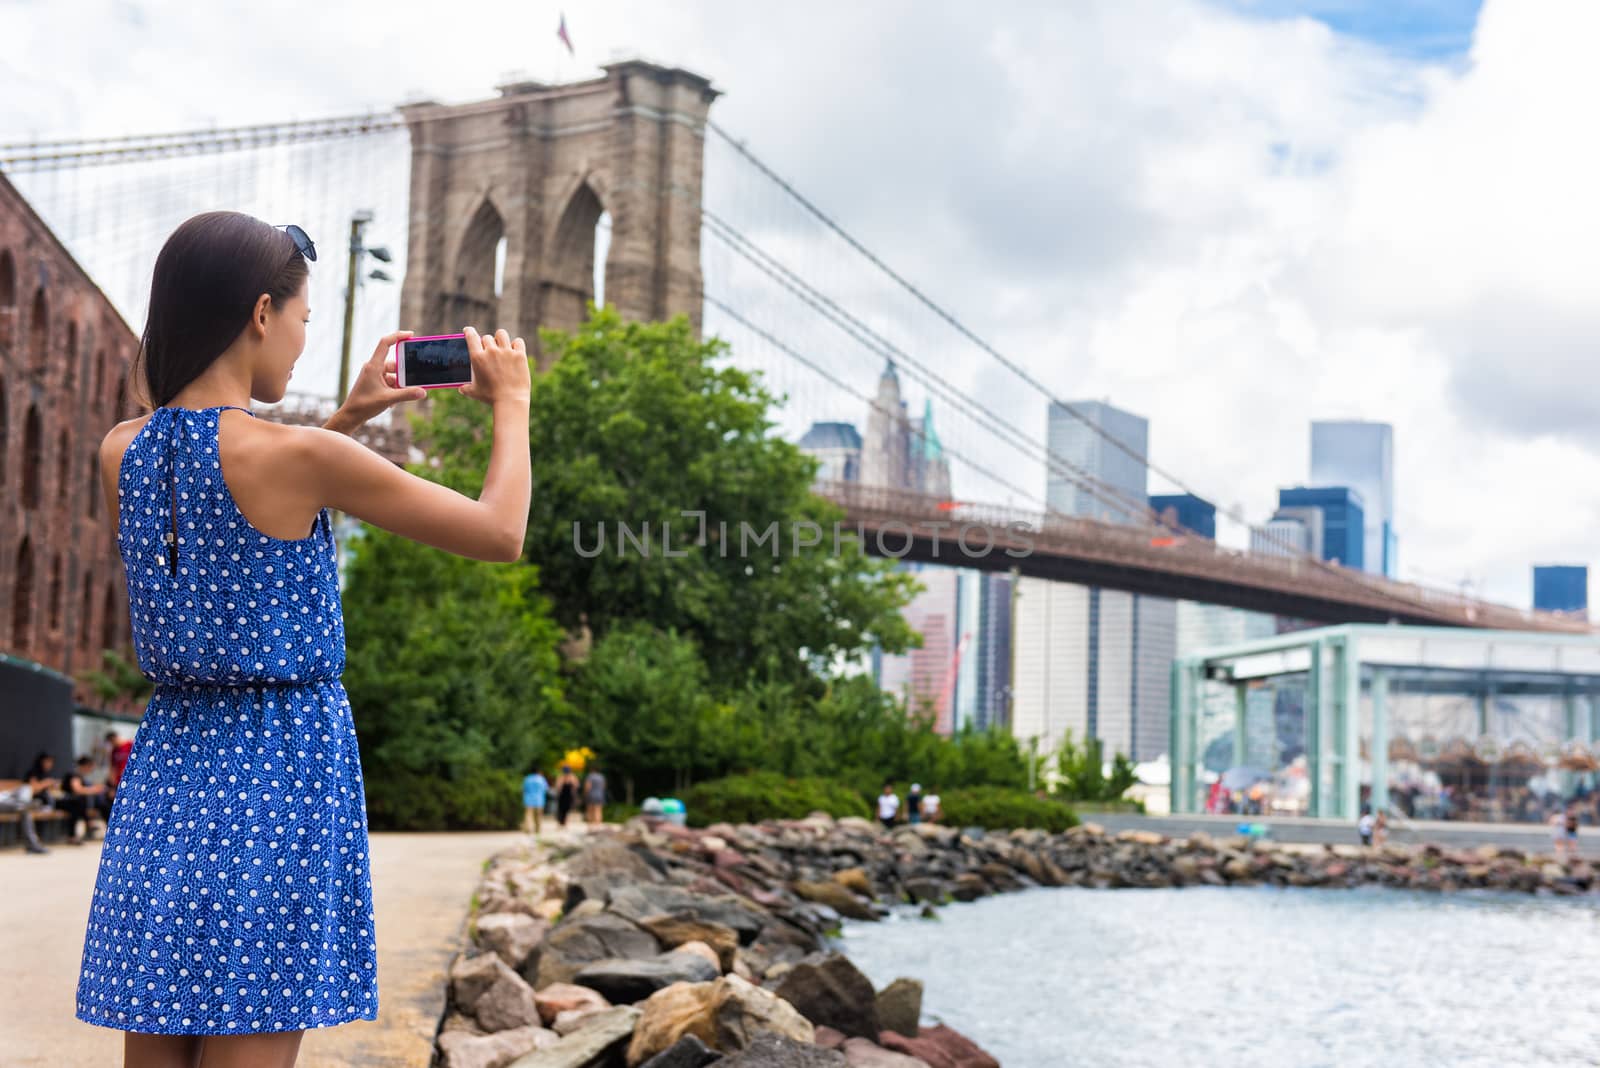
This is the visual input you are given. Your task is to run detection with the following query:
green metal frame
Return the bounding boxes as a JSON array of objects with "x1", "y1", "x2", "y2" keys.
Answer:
[{"x1": 1170, "y1": 623, "x2": 1600, "y2": 817}]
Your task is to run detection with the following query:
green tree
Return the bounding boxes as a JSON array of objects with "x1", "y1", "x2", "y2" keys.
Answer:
[
  {"x1": 1051, "y1": 729, "x2": 1138, "y2": 803},
  {"x1": 570, "y1": 621, "x2": 713, "y2": 803},
  {"x1": 414, "y1": 308, "x2": 921, "y2": 690},
  {"x1": 81, "y1": 648, "x2": 153, "y2": 708},
  {"x1": 341, "y1": 525, "x2": 569, "y2": 829}
]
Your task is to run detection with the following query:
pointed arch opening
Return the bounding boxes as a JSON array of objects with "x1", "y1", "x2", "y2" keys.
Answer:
[
  {"x1": 542, "y1": 181, "x2": 607, "y2": 339},
  {"x1": 79, "y1": 576, "x2": 95, "y2": 651},
  {"x1": 21, "y1": 404, "x2": 41, "y2": 509},
  {"x1": 28, "y1": 288, "x2": 48, "y2": 375},
  {"x1": 12, "y1": 537, "x2": 34, "y2": 653},
  {"x1": 101, "y1": 582, "x2": 118, "y2": 652},
  {"x1": 447, "y1": 198, "x2": 506, "y2": 329},
  {"x1": 87, "y1": 446, "x2": 99, "y2": 519},
  {"x1": 0, "y1": 249, "x2": 15, "y2": 351},
  {"x1": 56, "y1": 429, "x2": 70, "y2": 502},
  {"x1": 64, "y1": 318, "x2": 78, "y2": 387},
  {"x1": 48, "y1": 554, "x2": 62, "y2": 632}
]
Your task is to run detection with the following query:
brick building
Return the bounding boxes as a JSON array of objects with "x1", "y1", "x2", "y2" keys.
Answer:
[{"x1": 0, "y1": 171, "x2": 141, "y2": 729}]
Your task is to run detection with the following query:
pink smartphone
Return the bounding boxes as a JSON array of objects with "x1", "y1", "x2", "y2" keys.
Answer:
[{"x1": 395, "y1": 333, "x2": 473, "y2": 389}]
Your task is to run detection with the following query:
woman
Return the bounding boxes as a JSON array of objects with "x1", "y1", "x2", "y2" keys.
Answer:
[
  {"x1": 555, "y1": 765, "x2": 579, "y2": 827},
  {"x1": 77, "y1": 212, "x2": 531, "y2": 1068},
  {"x1": 23, "y1": 752, "x2": 60, "y2": 798}
]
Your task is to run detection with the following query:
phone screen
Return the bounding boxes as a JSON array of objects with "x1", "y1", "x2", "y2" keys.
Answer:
[{"x1": 402, "y1": 334, "x2": 473, "y2": 387}]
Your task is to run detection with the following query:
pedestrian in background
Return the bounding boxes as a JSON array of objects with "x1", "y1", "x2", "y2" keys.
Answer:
[
  {"x1": 522, "y1": 765, "x2": 550, "y2": 835},
  {"x1": 583, "y1": 765, "x2": 608, "y2": 825},
  {"x1": 907, "y1": 783, "x2": 925, "y2": 825},
  {"x1": 877, "y1": 782, "x2": 901, "y2": 829},
  {"x1": 555, "y1": 765, "x2": 579, "y2": 827}
]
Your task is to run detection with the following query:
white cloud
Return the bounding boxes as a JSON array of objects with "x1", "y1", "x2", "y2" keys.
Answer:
[{"x1": 1, "y1": 0, "x2": 1595, "y2": 609}]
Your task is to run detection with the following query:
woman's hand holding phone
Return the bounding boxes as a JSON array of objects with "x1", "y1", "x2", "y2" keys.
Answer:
[
  {"x1": 457, "y1": 326, "x2": 531, "y2": 408},
  {"x1": 324, "y1": 329, "x2": 428, "y2": 433}
]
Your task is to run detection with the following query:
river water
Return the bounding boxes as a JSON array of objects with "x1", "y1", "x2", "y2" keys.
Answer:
[{"x1": 837, "y1": 886, "x2": 1600, "y2": 1067}]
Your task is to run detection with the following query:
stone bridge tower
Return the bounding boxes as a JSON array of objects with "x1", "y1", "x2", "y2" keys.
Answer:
[{"x1": 398, "y1": 61, "x2": 718, "y2": 365}]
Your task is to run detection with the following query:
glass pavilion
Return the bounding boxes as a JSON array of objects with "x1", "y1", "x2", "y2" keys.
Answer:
[{"x1": 1170, "y1": 625, "x2": 1600, "y2": 824}]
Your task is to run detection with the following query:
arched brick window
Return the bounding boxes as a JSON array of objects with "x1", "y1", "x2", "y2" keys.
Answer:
[
  {"x1": 56, "y1": 429, "x2": 70, "y2": 503},
  {"x1": 28, "y1": 288, "x2": 48, "y2": 375},
  {"x1": 101, "y1": 582, "x2": 119, "y2": 653},
  {"x1": 94, "y1": 349, "x2": 106, "y2": 403},
  {"x1": 79, "y1": 577, "x2": 96, "y2": 651},
  {"x1": 64, "y1": 318, "x2": 78, "y2": 387},
  {"x1": 87, "y1": 446, "x2": 99, "y2": 519},
  {"x1": 0, "y1": 372, "x2": 8, "y2": 487},
  {"x1": 0, "y1": 249, "x2": 15, "y2": 350},
  {"x1": 12, "y1": 537, "x2": 34, "y2": 653},
  {"x1": 48, "y1": 554, "x2": 62, "y2": 632},
  {"x1": 21, "y1": 404, "x2": 41, "y2": 509},
  {"x1": 115, "y1": 372, "x2": 129, "y2": 420}
]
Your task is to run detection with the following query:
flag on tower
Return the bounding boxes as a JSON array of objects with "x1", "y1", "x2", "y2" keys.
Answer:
[{"x1": 557, "y1": 13, "x2": 574, "y2": 56}]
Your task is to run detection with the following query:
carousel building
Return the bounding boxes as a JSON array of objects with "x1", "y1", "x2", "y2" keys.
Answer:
[{"x1": 1170, "y1": 624, "x2": 1600, "y2": 823}]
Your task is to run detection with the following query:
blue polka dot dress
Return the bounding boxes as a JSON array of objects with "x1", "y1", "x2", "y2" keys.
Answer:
[{"x1": 76, "y1": 405, "x2": 377, "y2": 1035}]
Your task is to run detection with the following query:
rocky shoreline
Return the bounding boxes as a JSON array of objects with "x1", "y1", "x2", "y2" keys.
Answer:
[{"x1": 433, "y1": 815, "x2": 1600, "y2": 1068}]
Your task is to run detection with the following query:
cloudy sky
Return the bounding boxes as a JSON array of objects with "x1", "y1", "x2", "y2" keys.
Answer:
[{"x1": 3, "y1": 0, "x2": 1596, "y2": 611}]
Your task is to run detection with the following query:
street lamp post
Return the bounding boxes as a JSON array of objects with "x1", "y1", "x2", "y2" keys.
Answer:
[{"x1": 335, "y1": 210, "x2": 394, "y2": 404}]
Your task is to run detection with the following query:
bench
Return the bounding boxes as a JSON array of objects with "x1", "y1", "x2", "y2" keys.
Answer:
[{"x1": 0, "y1": 779, "x2": 75, "y2": 848}]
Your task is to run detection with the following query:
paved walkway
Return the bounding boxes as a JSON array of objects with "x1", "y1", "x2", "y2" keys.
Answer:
[
  {"x1": 0, "y1": 829, "x2": 537, "y2": 1067},
  {"x1": 1089, "y1": 811, "x2": 1600, "y2": 857}
]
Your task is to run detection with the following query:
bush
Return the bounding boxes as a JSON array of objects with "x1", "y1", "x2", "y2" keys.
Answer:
[
  {"x1": 682, "y1": 772, "x2": 871, "y2": 826},
  {"x1": 364, "y1": 769, "x2": 523, "y2": 831},
  {"x1": 936, "y1": 786, "x2": 1078, "y2": 832}
]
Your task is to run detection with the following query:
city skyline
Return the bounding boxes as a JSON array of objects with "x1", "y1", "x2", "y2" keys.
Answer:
[{"x1": 2, "y1": 1, "x2": 1594, "y2": 610}]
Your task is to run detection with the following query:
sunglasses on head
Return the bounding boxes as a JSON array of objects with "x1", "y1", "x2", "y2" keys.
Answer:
[{"x1": 277, "y1": 223, "x2": 317, "y2": 262}]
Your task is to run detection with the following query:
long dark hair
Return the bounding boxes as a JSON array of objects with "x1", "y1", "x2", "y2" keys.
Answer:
[
  {"x1": 25, "y1": 751, "x2": 52, "y2": 780},
  {"x1": 135, "y1": 212, "x2": 309, "y2": 408}
]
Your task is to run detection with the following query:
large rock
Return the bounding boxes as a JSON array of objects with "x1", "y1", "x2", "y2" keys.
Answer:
[
  {"x1": 832, "y1": 868, "x2": 873, "y2": 896},
  {"x1": 532, "y1": 913, "x2": 663, "y2": 987},
  {"x1": 535, "y1": 983, "x2": 610, "y2": 1027},
  {"x1": 791, "y1": 881, "x2": 876, "y2": 922},
  {"x1": 874, "y1": 979, "x2": 922, "y2": 1039},
  {"x1": 627, "y1": 973, "x2": 813, "y2": 1064},
  {"x1": 626, "y1": 981, "x2": 719, "y2": 1066},
  {"x1": 638, "y1": 1034, "x2": 720, "y2": 1068},
  {"x1": 711, "y1": 974, "x2": 815, "y2": 1051},
  {"x1": 453, "y1": 953, "x2": 544, "y2": 1032},
  {"x1": 878, "y1": 1026, "x2": 999, "y2": 1068},
  {"x1": 900, "y1": 878, "x2": 947, "y2": 905},
  {"x1": 507, "y1": 1006, "x2": 643, "y2": 1068},
  {"x1": 671, "y1": 940, "x2": 724, "y2": 975},
  {"x1": 841, "y1": 1038, "x2": 932, "y2": 1068},
  {"x1": 718, "y1": 1032, "x2": 846, "y2": 1067},
  {"x1": 478, "y1": 913, "x2": 550, "y2": 971},
  {"x1": 575, "y1": 949, "x2": 720, "y2": 1004},
  {"x1": 609, "y1": 885, "x2": 768, "y2": 945},
  {"x1": 439, "y1": 1024, "x2": 560, "y2": 1068},
  {"x1": 772, "y1": 953, "x2": 881, "y2": 1039},
  {"x1": 640, "y1": 916, "x2": 739, "y2": 971}
]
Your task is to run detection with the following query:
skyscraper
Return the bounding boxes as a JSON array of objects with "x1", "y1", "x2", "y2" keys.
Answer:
[
  {"x1": 1047, "y1": 401, "x2": 1149, "y2": 523},
  {"x1": 1310, "y1": 421, "x2": 1396, "y2": 577},
  {"x1": 1274, "y1": 486, "x2": 1366, "y2": 569},
  {"x1": 1149, "y1": 494, "x2": 1216, "y2": 540},
  {"x1": 859, "y1": 360, "x2": 951, "y2": 497},
  {"x1": 1533, "y1": 565, "x2": 1588, "y2": 618},
  {"x1": 1014, "y1": 399, "x2": 1175, "y2": 761},
  {"x1": 861, "y1": 361, "x2": 910, "y2": 491},
  {"x1": 797, "y1": 421, "x2": 862, "y2": 485}
]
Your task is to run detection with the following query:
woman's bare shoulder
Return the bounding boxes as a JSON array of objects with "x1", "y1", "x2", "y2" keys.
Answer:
[{"x1": 98, "y1": 415, "x2": 153, "y2": 471}]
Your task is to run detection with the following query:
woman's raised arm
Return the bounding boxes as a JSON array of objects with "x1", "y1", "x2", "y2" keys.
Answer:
[{"x1": 299, "y1": 327, "x2": 532, "y2": 562}]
